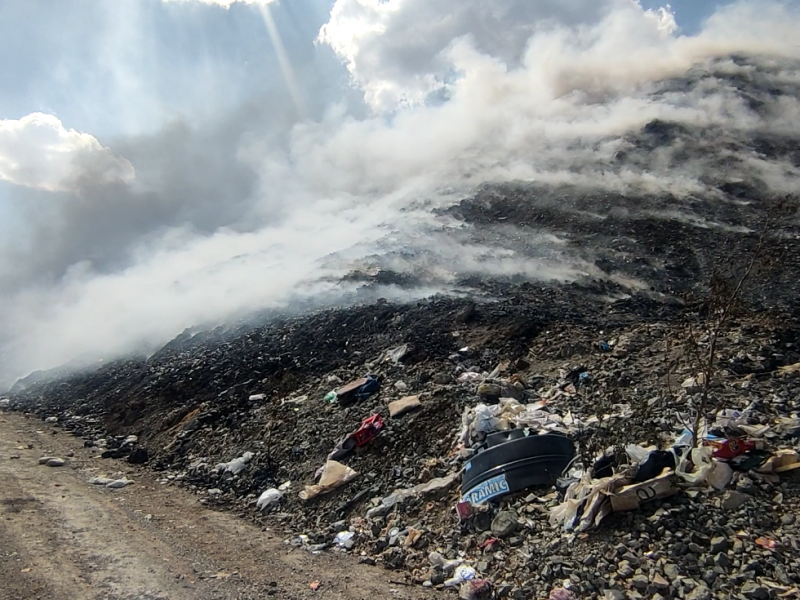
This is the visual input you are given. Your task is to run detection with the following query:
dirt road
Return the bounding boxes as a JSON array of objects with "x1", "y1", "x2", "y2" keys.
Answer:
[{"x1": 0, "y1": 412, "x2": 441, "y2": 600}]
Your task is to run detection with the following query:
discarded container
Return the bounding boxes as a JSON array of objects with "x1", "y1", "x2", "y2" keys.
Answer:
[{"x1": 461, "y1": 432, "x2": 575, "y2": 504}]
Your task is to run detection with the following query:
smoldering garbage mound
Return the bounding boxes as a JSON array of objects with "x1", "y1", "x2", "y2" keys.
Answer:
[
  {"x1": 7, "y1": 57, "x2": 800, "y2": 599},
  {"x1": 9, "y1": 289, "x2": 800, "y2": 599}
]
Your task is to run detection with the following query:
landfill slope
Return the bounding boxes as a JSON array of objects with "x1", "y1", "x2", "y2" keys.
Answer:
[{"x1": 6, "y1": 57, "x2": 800, "y2": 599}]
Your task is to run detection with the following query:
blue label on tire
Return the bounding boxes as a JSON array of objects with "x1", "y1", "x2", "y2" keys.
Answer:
[{"x1": 463, "y1": 474, "x2": 510, "y2": 504}]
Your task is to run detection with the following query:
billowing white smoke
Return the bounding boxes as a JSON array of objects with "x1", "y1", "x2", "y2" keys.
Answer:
[{"x1": 2, "y1": 0, "x2": 800, "y2": 387}]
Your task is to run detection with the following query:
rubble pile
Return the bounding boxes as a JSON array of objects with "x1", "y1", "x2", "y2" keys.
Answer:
[{"x1": 7, "y1": 302, "x2": 800, "y2": 598}]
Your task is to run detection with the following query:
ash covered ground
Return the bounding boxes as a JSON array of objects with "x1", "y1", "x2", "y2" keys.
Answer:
[{"x1": 5, "y1": 57, "x2": 800, "y2": 600}]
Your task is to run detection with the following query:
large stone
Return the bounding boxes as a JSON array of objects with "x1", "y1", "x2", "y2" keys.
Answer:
[
  {"x1": 491, "y1": 511, "x2": 518, "y2": 538},
  {"x1": 721, "y1": 491, "x2": 750, "y2": 511},
  {"x1": 710, "y1": 537, "x2": 730, "y2": 554},
  {"x1": 652, "y1": 574, "x2": 669, "y2": 590},
  {"x1": 741, "y1": 583, "x2": 770, "y2": 600},
  {"x1": 686, "y1": 585, "x2": 711, "y2": 600}
]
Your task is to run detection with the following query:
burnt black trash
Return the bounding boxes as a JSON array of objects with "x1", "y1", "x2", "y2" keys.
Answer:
[{"x1": 461, "y1": 431, "x2": 575, "y2": 504}]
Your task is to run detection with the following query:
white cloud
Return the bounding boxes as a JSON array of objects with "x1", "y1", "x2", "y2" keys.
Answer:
[
  {"x1": 0, "y1": 113, "x2": 134, "y2": 192},
  {"x1": 160, "y1": 0, "x2": 277, "y2": 7}
]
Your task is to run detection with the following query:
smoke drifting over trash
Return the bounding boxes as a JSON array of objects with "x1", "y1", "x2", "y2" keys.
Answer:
[{"x1": 1, "y1": 0, "x2": 800, "y2": 387}]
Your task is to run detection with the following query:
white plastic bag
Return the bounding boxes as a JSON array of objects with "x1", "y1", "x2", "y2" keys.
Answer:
[
  {"x1": 256, "y1": 488, "x2": 283, "y2": 511},
  {"x1": 625, "y1": 444, "x2": 655, "y2": 465},
  {"x1": 444, "y1": 565, "x2": 476, "y2": 587},
  {"x1": 429, "y1": 551, "x2": 463, "y2": 573},
  {"x1": 675, "y1": 447, "x2": 715, "y2": 486}
]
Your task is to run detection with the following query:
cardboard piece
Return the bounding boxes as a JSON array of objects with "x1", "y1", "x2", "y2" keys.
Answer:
[
  {"x1": 299, "y1": 460, "x2": 358, "y2": 501},
  {"x1": 388, "y1": 395, "x2": 422, "y2": 417},
  {"x1": 609, "y1": 473, "x2": 678, "y2": 512}
]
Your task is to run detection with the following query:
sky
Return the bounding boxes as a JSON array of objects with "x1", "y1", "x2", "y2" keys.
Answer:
[{"x1": 1, "y1": 0, "x2": 800, "y2": 387}]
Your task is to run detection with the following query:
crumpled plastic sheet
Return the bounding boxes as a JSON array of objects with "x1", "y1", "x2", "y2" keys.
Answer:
[
  {"x1": 458, "y1": 399, "x2": 569, "y2": 447},
  {"x1": 300, "y1": 460, "x2": 358, "y2": 501},
  {"x1": 458, "y1": 398, "x2": 632, "y2": 448},
  {"x1": 256, "y1": 488, "x2": 283, "y2": 511},
  {"x1": 549, "y1": 472, "x2": 623, "y2": 533},
  {"x1": 215, "y1": 451, "x2": 254, "y2": 476}
]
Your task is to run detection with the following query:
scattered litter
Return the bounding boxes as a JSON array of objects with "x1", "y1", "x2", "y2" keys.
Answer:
[
  {"x1": 335, "y1": 375, "x2": 380, "y2": 406},
  {"x1": 388, "y1": 396, "x2": 421, "y2": 418},
  {"x1": 89, "y1": 477, "x2": 115, "y2": 485},
  {"x1": 300, "y1": 460, "x2": 358, "y2": 501},
  {"x1": 249, "y1": 393, "x2": 266, "y2": 401},
  {"x1": 309, "y1": 581, "x2": 321, "y2": 591},
  {"x1": 367, "y1": 473, "x2": 458, "y2": 518},
  {"x1": 429, "y1": 551, "x2": 463, "y2": 572},
  {"x1": 756, "y1": 537, "x2": 778, "y2": 549},
  {"x1": 333, "y1": 531, "x2": 355, "y2": 547},
  {"x1": 256, "y1": 488, "x2": 283, "y2": 511},
  {"x1": 445, "y1": 565, "x2": 477, "y2": 587},
  {"x1": 215, "y1": 451, "x2": 253, "y2": 478},
  {"x1": 458, "y1": 372, "x2": 484, "y2": 383},
  {"x1": 281, "y1": 395, "x2": 308, "y2": 406},
  {"x1": 38, "y1": 457, "x2": 65, "y2": 467},
  {"x1": 610, "y1": 473, "x2": 678, "y2": 512},
  {"x1": 380, "y1": 344, "x2": 410, "y2": 365}
]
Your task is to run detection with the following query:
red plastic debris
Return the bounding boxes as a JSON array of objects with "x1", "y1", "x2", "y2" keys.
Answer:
[
  {"x1": 706, "y1": 438, "x2": 757, "y2": 460},
  {"x1": 755, "y1": 537, "x2": 777, "y2": 549},
  {"x1": 352, "y1": 414, "x2": 384, "y2": 447},
  {"x1": 456, "y1": 501, "x2": 473, "y2": 523},
  {"x1": 478, "y1": 537, "x2": 500, "y2": 550},
  {"x1": 309, "y1": 581, "x2": 321, "y2": 591}
]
